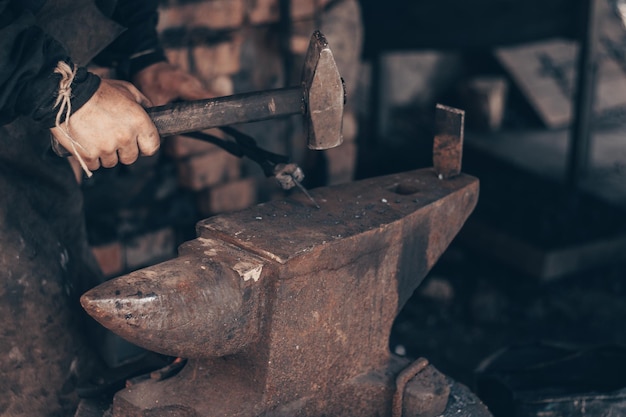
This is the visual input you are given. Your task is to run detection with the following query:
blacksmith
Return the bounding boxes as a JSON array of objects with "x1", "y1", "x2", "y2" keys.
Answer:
[{"x1": 0, "y1": 0, "x2": 211, "y2": 415}]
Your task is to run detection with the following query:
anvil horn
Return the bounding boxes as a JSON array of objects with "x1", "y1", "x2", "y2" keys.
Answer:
[{"x1": 81, "y1": 238, "x2": 267, "y2": 359}]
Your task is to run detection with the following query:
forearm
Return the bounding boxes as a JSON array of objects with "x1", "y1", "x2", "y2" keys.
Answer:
[{"x1": 0, "y1": 0, "x2": 100, "y2": 127}]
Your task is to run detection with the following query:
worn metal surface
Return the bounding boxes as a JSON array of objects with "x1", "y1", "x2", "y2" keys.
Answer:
[
  {"x1": 402, "y1": 362, "x2": 452, "y2": 417},
  {"x1": 433, "y1": 104, "x2": 465, "y2": 179},
  {"x1": 392, "y1": 357, "x2": 430, "y2": 417},
  {"x1": 82, "y1": 165, "x2": 480, "y2": 417},
  {"x1": 301, "y1": 30, "x2": 345, "y2": 150}
]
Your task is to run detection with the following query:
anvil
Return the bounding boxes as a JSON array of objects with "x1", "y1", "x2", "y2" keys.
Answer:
[{"x1": 81, "y1": 107, "x2": 483, "y2": 417}]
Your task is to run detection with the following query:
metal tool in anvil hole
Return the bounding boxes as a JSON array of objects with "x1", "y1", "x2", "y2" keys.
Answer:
[
  {"x1": 185, "y1": 126, "x2": 321, "y2": 208},
  {"x1": 52, "y1": 30, "x2": 345, "y2": 156}
]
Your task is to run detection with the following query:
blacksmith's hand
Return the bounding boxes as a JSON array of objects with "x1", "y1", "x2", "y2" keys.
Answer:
[
  {"x1": 50, "y1": 79, "x2": 159, "y2": 171},
  {"x1": 132, "y1": 61, "x2": 214, "y2": 106}
]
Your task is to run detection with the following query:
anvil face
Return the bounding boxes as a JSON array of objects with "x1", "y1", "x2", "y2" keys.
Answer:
[{"x1": 81, "y1": 167, "x2": 479, "y2": 417}]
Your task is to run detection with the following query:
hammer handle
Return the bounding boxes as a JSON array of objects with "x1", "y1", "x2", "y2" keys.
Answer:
[
  {"x1": 51, "y1": 87, "x2": 304, "y2": 157},
  {"x1": 149, "y1": 87, "x2": 304, "y2": 136}
]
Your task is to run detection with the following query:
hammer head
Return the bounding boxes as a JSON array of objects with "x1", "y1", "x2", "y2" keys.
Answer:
[{"x1": 302, "y1": 31, "x2": 345, "y2": 150}]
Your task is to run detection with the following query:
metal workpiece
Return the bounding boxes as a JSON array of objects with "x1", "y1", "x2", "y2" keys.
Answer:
[
  {"x1": 433, "y1": 104, "x2": 465, "y2": 179},
  {"x1": 81, "y1": 166, "x2": 480, "y2": 417}
]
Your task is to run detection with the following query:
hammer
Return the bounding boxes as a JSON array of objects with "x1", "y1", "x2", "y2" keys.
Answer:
[{"x1": 53, "y1": 30, "x2": 345, "y2": 156}]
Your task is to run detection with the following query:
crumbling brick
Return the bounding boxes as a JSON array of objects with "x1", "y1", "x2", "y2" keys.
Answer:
[
  {"x1": 206, "y1": 75, "x2": 234, "y2": 97},
  {"x1": 247, "y1": 0, "x2": 280, "y2": 24},
  {"x1": 246, "y1": 0, "x2": 332, "y2": 24},
  {"x1": 325, "y1": 140, "x2": 357, "y2": 185},
  {"x1": 192, "y1": 37, "x2": 242, "y2": 81},
  {"x1": 196, "y1": 177, "x2": 258, "y2": 216},
  {"x1": 91, "y1": 242, "x2": 124, "y2": 278},
  {"x1": 158, "y1": 0, "x2": 245, "y2": 32},
  {"x1": 342, "y1": 110, "x2": 359, "y2": 143},
  {"x1": 125, "y1": 228, "x2": 177, "y2": 271},
  {"x1": 177, "y1": 149, "x2": 242, "y2": 191},
  {"x1": 164, "y1": 132, "x2": 224, "y2": 160},
  {"x1": 290, "y1": 18, "x2": 316, "y2": 54}
]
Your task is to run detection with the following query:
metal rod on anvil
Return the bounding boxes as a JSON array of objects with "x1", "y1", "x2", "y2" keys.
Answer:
[{"x1": 433, "y1": 104, "x2": 464, "y2": 179}]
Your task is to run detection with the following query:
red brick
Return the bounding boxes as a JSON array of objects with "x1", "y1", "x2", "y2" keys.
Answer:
[
  {"x1": 164, "y1": 131, "x2": 224, "y2": 159},
  {"x1": 158, "y1": 0, "x2": 245, "y2": 31},
  {"x1": 125, "y1": 228, "x2": 177, "y2": 271},
  {"x1": 290, "y1": 18, "x2": 316, "y2": 54},
  {"x1": 176, "y1": 149, "x2": 242, "y2": 190},
  {"x1": 192, "y1": 38, "x2": 242, "y2": 80},
  {"x1": 196, "y1": 177, "x2": 258, "y2": 216},
  {"x1": 324, "y1": 140, "x2": 357, "y2": 185},
  {"x1": 206, "y1": 75, "x2": 234, "y2": 97},
  {"x1": 247, "y1": 0, "x2": 279, "y2": 24},
  {"x1": 91, "y1": 242, "x2": 124, "y2": 278},
  {"x1": 342, "y1": 110, "x2": 359, "y2": 143},
  {"x1": 247, "y1": 0, "x2": 332, "y2": 24},
  {"x1": 290, "y1": 0, "x2": 317, "y2": 20}
]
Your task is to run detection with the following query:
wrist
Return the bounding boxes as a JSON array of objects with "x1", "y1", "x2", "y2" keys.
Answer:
[{"x1": 33, "y1": 63, "x2": 101, "y2": 128}]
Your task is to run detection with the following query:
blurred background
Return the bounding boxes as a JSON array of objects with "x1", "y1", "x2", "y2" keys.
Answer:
[{"x1": 83, "y1": 1, "x2": 626, "y2": 415}]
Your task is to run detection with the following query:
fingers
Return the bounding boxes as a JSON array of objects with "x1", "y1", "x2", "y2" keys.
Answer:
[
  {"x1": 117, "y1": 141, "x2": 140, "y2": 165},
  {"x1": 51, "y1": 78, "x2": 162, "y2": 172},
  {"x1": 133, "y1": 62, "x2": 215, "y2": 105},
  {"x1": 137, "y1": 128, "x2": 160, "y2": 157}
]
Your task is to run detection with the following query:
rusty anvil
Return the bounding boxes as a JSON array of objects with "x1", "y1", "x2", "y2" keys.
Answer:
[{"x1": 80, "y1": 106, "x2": 487, "y2": 417}]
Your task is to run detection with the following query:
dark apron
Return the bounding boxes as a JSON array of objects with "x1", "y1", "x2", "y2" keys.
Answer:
[{"x1": 0, "y1": 2, "x2": 123, "y2": 415}]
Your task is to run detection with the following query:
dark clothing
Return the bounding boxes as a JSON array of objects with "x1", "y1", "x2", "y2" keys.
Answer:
[
  {"x1": 0, "y1": 117, "x2": 101, "y2": 417},
  {"x1": 93, "y1": 0, "x2": 167, "y2": 80},
  {"x1": 0, "y1": 0, "x2": 165, "y2": 127},
  {"x1": 0, "y1": 0, "x2": 166, "y2": 415}
]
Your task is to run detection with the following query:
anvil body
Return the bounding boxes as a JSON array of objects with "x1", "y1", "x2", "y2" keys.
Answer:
[{"x1": 82, "y1": 167, "x2": 481, "y2": 417}]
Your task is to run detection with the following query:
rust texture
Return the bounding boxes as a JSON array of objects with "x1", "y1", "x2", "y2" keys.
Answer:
[
  {"x1": 433, "y1": 103, "x2": 465, "y2": 179},
  {"x1": 392, "y1": 357, "x2": 430, "y2": 417},
  {"x1": 302, "y1": 30, "x2": 345, "y2": 150},
  {"x1": 82, "y1": 166, "x2": 480, "y2": 417}
]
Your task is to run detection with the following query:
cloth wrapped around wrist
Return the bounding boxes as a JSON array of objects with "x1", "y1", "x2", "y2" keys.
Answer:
[{"x1": 33, "y1": 60, "x2": 101, "y2": 129}]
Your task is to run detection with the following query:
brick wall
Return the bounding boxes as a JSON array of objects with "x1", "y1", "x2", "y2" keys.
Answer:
[{"x1": 87, "y1": 0, "x2": 363, "y2": 278}]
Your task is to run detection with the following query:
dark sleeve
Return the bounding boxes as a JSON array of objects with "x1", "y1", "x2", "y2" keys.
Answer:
[
  {"x1": 93, "y1": 0, "x2": 167, "y2": 80},
  {"x1": 0, "y1": 0, "x2": 100, "y2": 127}
]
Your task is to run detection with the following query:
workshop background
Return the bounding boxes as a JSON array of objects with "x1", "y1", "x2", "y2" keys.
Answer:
[{"x1": 82, "y1": 0, "x2": 626, "y2": 415}]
